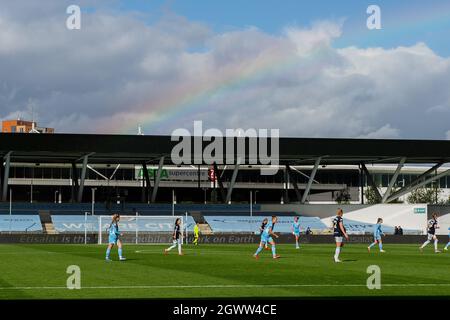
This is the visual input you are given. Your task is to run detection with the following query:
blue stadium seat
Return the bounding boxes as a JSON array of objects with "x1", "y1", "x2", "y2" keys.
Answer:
[
  {"x1": 204, "y1": 216, "x2": 327, "y2": 233},
  {"x1": 0, "y1": 215, "x2": 42, "y2": 232}
]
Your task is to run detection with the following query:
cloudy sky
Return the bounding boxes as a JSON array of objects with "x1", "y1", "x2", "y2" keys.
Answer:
[{"x1": 1, "y1": 0, "x2": 450, "y2": 139}]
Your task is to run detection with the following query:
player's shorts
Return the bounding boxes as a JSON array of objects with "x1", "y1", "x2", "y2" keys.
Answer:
[
  {"x1": 293, "y1": 232, "x2": 300, "y2": 237},
  {"x1": 108, "y1": 235, "x2": 118, "y2": 244},
  {"x1": 261, "y1": 234, "x2": 269, "y2": 243},
  {"x1": 334, "y1": 236, "x2": 343, "y2": 243},
  {"x1": 427, "y1": 233, "x2": 436, "y2": 241},
  {"x1": 374, "y1": 235, "x2": 382, "y2": 241}
]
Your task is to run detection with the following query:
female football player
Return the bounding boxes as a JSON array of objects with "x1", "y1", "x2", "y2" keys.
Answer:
[
  {"x1": 165, "y1": 218, "x2": 183, "y2": 255},
  {"x1": 254, "y1": 216, "x2": 280, "y2": 259},
  {"x1": 333, "y1": 208, "x2": 349, "y2": 263},
  {"x1": 291, "y1": 216, "x2": 301, "y2": 249},
  {"x1": 420, "y1": 213, "x2": 440, "y2": 253},
  {"x1": 105, "y1": 213, "x2": 126, "y2": 261},
  {"x1": 367, "y1": 218, "x2": 385, "y2": 253},
  {"x1": 259, "y1": 218, "x2": 269, "y2": 250}
]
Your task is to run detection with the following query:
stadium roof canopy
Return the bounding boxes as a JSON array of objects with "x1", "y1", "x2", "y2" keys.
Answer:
[
  {"x1": 2, "y1": 133, "x2": 450, "y2": 204},
  {"x1": 1, "y1": 133, "x2": 450, "y2": 166}
]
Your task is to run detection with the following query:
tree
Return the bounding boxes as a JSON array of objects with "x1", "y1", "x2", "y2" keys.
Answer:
[
  {"x1": 364, "y1": 186, "x2": 381, "y2": 204},
  {"x1": 335, "y1": 188, "x2": 351, "y2": 204},
  {"x1": 407, "y1": 187, "x2": 443, "y2": 204}
]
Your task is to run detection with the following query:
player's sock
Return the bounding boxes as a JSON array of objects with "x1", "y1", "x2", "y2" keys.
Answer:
[
  {"x1": 295, "y1": 240, "x2": 299, "y2": 247},
  {"x1": 118, "y1": 248, "x2": 123, "y2": 258},
  {"x1": 167, "y1": 242, "x2": 176, "y2": 251},
  {"x1": 106, "y1": 248, "x2": 111, "y2": 259},
  {"x1": 420, "y1": 240, "x2": 430, "y2": 248},
  {"x1": 378, "y1": 243, "x2": 383, "y2": 251},
  {"x1": 368, "y1": 242, "x2": 376, "y2": 249},
  {"x1": 334, "y1": 247, "x2": 340, "y2": 260},
  {"x1": 178, "y1": 243, "x2": 182, "y2": 254},
  {"x1": 434, "y1": 239, "x2": 438, "y2": 251},
  {"x1": 255, "y1": 246, "x2": 263, "y2": 255},
  {"x1": 445, "y1": 242, "x2": 450, "y2": 249},
  {"x1": 271, "y1": 245, "x2": 277, "y2": 257}
]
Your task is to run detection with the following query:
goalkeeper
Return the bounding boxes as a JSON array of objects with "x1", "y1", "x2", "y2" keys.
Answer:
[{"x1": 193, "y1": 222, "x2": 200, "y2": 245}]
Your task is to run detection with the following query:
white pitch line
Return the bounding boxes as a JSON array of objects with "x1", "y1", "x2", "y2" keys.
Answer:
[{"x1": 1, "y1": 283, "x2": 450, "y2": 290}]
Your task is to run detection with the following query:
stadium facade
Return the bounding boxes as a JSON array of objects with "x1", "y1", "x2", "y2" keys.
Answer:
[{"x1": 1, "y1": 133, "x2": 450, "y2": 205}]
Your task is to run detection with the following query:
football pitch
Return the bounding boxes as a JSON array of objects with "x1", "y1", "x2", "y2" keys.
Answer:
[{"x1": 0, "y1": 243, "x2": 449, "y2": 299}]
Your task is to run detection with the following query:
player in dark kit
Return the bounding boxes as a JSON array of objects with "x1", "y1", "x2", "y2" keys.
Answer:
[
  {"x1": 333, "y1": 208, "x2": 349, "y2": 263},
  {"x1": 420, "y1": 213, "x2": 441, "y2": 253},
  {"x1": 164, "y1": 218, "x2": 184, "y2": 255}
]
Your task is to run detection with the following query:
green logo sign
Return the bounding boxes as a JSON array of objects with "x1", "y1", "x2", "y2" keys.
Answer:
[{"x1": 414, "y1": 208, "x2": 426, "y2": 214}]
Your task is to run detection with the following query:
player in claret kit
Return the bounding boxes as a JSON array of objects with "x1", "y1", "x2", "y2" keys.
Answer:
[
  {"x1": 254, "y1": 216, "x2": 280, "y2": 259},
  {"x1": 367, "y1": 218, "x2": 386, "y2": 253},
  {"x1": 420, "y1": 213, "x2": 441, "y2": 253},
  {"x1": 333, "y1": 208, "x2": 349, "y2": 263},
  {"x1": 291, "y1": 216, "x2": 301, "y2": 249},
  {"x1": 165, "y1": 218, "x2": 184, "y2": 255},
  {"x1": 105, "y1": 213, "x2": 126, "y2": 261}
]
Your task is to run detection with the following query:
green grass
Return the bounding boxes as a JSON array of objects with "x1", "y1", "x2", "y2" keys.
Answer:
[{"x1": 0, "y1": 243, "x2": 449, "y2": 299}]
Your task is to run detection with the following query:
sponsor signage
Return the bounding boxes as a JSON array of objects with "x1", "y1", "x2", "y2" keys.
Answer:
[
  {"x1": 136, "y1": 167, "x2": 209, "y2": 181},
  {"x1": 414, "y1": 208, "x2": 426, "y2": 214}
]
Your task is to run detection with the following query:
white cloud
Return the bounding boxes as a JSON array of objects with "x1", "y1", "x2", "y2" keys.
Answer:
[
  {"x1": 446, "y1": 130, "x2": 450, "y2": 140},
  {"x1": 1, "y1": 2, "x2": 450, "y2": 140}
]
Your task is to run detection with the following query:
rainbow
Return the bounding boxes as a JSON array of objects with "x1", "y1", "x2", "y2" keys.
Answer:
[{"x1": 102, "y1": 1, "x2": 450, "y2": 134}]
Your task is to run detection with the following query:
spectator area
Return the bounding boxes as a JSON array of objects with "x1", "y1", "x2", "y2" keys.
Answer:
[
  {"x1": 0, "y1": 215, "x2": 42, "y2": 232},
  {"x1": 52, "y1": 215, "x2": 196, "y2": 233},
  {"x1": 204, "y1": 216, "x2": 328, "y2": 233}
]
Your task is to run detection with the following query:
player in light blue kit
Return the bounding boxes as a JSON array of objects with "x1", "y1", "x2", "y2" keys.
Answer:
[
  {"x1": 444, "y1": 227, "x2": 450, "y2": 251},
  {"x1": 105, "y1": 213, "x2": 126, "y2": 261},
  {"x1": 367, "y1": 218, "x2": 385, "y2": 253},
  {"x1": 254, "y1": 216, "x2": 280, "y2": 259},
  {"x1": 291, "y1": 216, "x2": 301, "y2": 249}
]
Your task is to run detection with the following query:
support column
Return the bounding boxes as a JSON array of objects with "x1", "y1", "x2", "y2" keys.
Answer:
[
  {"x1": 2, "y1": 152, "x2": 11, "y2": 202},
  {"x1": 71, "y1": 162, "x2": 79, "y2": 203},
  {"x1": 213, "y1": 162, "x2": 227, "y2": 203},
  {"x1": 381, "y1": 157, "x2": 406, "y2": 203},
  {"x1": 361, "y1": 163, "x2": 382, "y2": 202},
  {"x1": 283, "y1": 165, "x2": 290, "y2": 204},
  {"x1": 151, "y1": 156, "x2": 165, "y2": 203},
  {"x1": 77, "y1": 155, "x2": 89, "y2": 203},
  {"x1": 142, "y1": 163, "x2": 152, "y2": 203},
  {"x1": 301, "y1": 157, "x2": 321, "y2": 204},
  {"x1": 225, "y1": 159, "x2": 241, "y2": 204},
  {"x1": 286, "y1": 165, "x2": 302, "y2": 202},
  {"x1": 386, "y1": 164, "x2": 449, "y2": 203}
]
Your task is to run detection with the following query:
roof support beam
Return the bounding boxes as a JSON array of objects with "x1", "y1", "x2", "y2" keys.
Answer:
[
  {"x1": 142, "y1": 162, "x2": 152, "y2": 203},
  {"x1": 361, "y1": 163, "x2": 382, "y2": 202},
  {"x1": 77, "y1": 155, "x2": 89, "y2": 203},
  {"x1": 151, "y1": 156, "x2": 165, "y2": 203},
  {"x1": 385, "y1": 162, "x2": 447, "y2": 203},
  {"x1": 286, "y1": 165, "x2": 302, "y2": 202},
  {"x1": 301, "y1": 157, "x2": 321, "y2": 204},
  {"x1": 2, "y1": 152, "x2": 12, "y2": 202},
  {"x1": 381, "y1": 157, "x2": 406, "y2": 203},
  {"x1": 213, "y1": 162, "x2": 227, "y2": 203},
  {"x1": 226, "y1": 158, "x2": 241, "y2": 204}
]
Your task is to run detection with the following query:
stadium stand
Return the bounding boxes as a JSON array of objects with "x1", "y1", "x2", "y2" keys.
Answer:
[
  {"x1": 204, "y1": 216, "x2": 328, "y2": 233},
  {"x1": 0, "y1": 215, "x2": 42, "y2": 233},
  {"x1": 52, "y1": 215, "x2": 196, "y2": 233}
]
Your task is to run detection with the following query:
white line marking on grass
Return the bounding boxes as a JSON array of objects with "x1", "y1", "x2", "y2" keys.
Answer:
[{"x1": 1, "y1": 283, "x2": 450, "y2": 290}]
